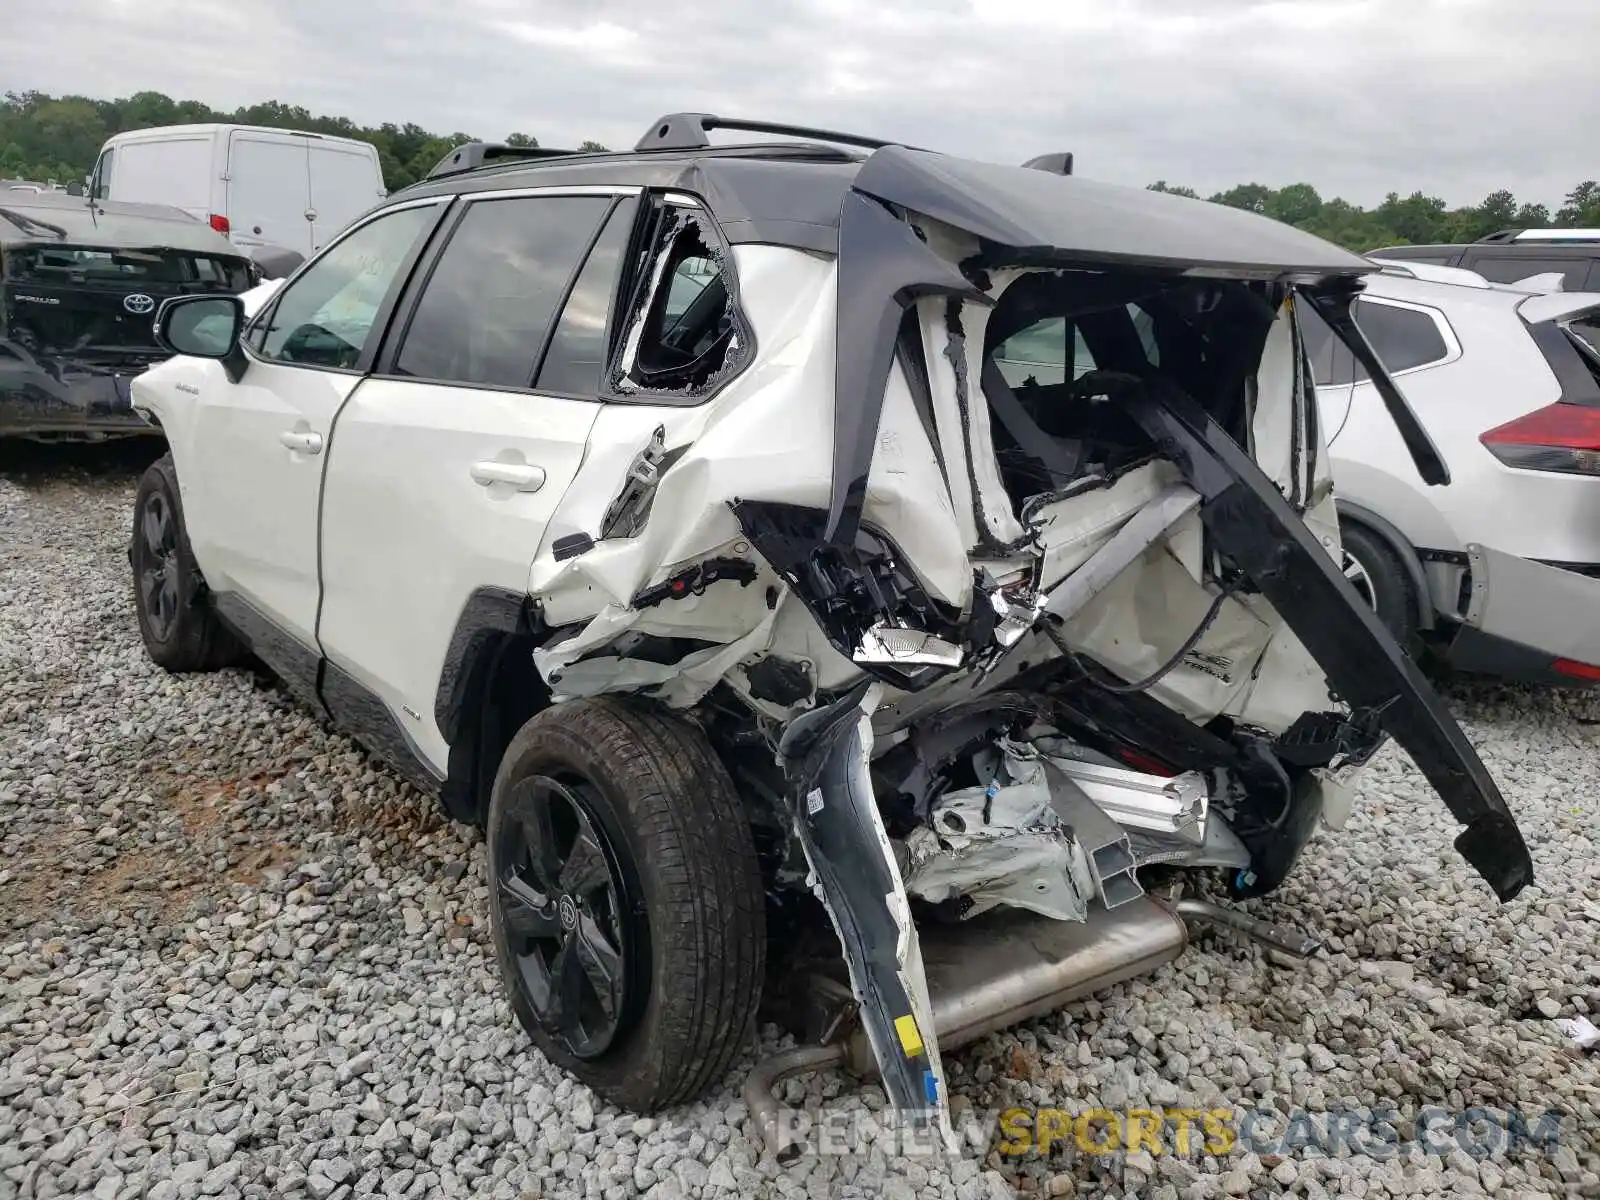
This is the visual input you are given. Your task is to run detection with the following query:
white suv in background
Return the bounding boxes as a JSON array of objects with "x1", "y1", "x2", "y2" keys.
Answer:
[{"x1": 1307, "y1": 261, "x2": 1600, "y2": 683}]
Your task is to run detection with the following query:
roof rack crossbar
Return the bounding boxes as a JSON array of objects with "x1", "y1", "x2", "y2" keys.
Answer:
[
  {"x1": 634, "y1": 112, "x2": 921, "y2": 154},
  {"x1": 426, "y1": 142, "x2": 584, "y2": 181}
]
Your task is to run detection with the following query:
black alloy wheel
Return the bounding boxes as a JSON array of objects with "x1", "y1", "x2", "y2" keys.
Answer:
[
  {"x1": 493, "y1": 774, "x2": 638, "y2": 1059},
  {"x1": 130, "y1": 452, "x2": 245, "y2": 672},
  {"x1": 135, "y1": 490, "x2": 181, "y2": 642}
]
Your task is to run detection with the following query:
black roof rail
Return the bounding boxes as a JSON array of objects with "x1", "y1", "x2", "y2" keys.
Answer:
[
  {"x1": 634, "y1": 112, "x2": 926, "y2": 154},
  {"x1": 1475, "y1": 229, "x2": 1522, "y2": 243},
  {"x1": 426, "y1": 142, "x2": 584, "y2": 181},
  {"x1": 1022, "y1": 152, "x2": 1074, "y2": 176}
]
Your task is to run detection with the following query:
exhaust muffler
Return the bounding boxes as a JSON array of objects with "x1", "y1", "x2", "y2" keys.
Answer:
[{"x1": 745, "y1": 895, "x2": 1188, "y2": 1159}]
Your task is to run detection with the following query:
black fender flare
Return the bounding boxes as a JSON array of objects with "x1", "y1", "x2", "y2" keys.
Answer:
[
  {"x1": 433, "y1": 587, "x2": 534, "y2": 742},
  {"x1": 1333, "y1": 500, "x2": 1436, "y2": 633},
  {"x1": 434, "y1": 587, "x2": 547, "y2": 824}
]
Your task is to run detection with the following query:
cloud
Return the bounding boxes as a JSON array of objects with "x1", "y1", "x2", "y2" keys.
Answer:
[{"x1": 3, "y1": 0, "x2": 1595, "y2": 207}]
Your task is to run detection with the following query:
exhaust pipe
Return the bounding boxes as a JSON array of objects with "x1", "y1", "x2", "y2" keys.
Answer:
[
  {"x1": 1171, "y1": 897, "x2": 1321, "y2": 957},
  {"x1": 744, "y1": 896, "x2": 1188, "y2": 1159}
]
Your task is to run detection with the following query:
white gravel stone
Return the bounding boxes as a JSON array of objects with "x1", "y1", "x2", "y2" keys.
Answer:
[{"x1": 2, "y1": 452, "x2": 1597, "y2": 1200}]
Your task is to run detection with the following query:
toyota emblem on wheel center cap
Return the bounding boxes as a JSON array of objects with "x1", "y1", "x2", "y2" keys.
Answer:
[
  {"x1": 123, "y1": 293, "x2": 156, "y2": 315},
  {"x1": 558, "y1": 895, "x2": 578, "y2": 930}
]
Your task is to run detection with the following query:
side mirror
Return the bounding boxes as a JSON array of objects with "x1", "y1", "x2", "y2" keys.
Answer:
[
  {"x1": 65, "y1": 180, "x2": 85, "y2": 197},
  {"x1": 154, "y1": 295, "x2": 249, "y2": 382}
]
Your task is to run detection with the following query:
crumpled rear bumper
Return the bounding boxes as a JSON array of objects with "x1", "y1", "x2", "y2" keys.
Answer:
[{"x1": 0, "y1": 356, "x2": 159, "y2": 438}]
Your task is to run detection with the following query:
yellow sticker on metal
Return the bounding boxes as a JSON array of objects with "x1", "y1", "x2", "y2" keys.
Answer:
[{"x1": 894, "y1": 1014, "x2": 924, "y2": 1058}]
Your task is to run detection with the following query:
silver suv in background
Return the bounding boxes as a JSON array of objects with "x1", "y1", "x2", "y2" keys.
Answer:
[{"x1": 1307, "y1": 260, "x2": 1600, "y2": 683}]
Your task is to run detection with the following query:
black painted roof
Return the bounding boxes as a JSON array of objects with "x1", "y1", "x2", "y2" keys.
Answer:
[{"x1": 395, "y1": 142, "x2": 1371, "y2": 279}]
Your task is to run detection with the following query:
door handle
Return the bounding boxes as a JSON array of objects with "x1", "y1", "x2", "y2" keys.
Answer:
[
  {"x1": 470, "y1": 460, "x2": 546, "y2": 492},
  {"x1": 279, "y1": 430, "x2": 323, "y2": 454}
]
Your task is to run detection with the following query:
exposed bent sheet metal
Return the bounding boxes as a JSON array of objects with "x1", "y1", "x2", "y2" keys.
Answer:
[
  {"x1": 1041, "y1": 763, "x2": 1144, "y2": 909},
  {"x1": 778, "y1": 684, "x2": 951, "y2": 1140},
  {"x1": 1127, "y1": 382, "x2": 1532, "y2": 900},
  {"x1": 1037, "y1": 751, "x2": 1210, "y2": 845},
  {"x1": 904, "y1": 741, "x2": 1094, "y2": 922},
  {"x1": 826, "y1": 191, "x2": 981, "y2": 547},
  {"x1": 1037, "y1": 484, "x2": 1203, "y2": 625}
]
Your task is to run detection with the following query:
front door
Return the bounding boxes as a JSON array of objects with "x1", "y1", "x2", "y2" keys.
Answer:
[
  {"x1": 316, "y1": 190, "x2": 638, "y2": 771},
  {"x1": 183, "y1": 199, "x2": 446, "y2": 696}
]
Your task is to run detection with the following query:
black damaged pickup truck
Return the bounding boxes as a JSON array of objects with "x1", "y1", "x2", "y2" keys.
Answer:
[{"x1": 0, "y1": 191, "x2": 254, "y2": 440}]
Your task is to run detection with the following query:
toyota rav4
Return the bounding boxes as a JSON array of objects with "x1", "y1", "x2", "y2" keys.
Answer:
[{"x1": 126, "y1": 114, "x2": 1532, "y2": 1147}]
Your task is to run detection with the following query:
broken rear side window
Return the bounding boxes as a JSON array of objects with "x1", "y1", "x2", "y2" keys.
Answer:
[{"x1": 612, "y1": 198, "x2": 750, "y2": 399}]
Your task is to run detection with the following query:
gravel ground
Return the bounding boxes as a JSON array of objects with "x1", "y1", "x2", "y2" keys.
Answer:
[{"x1": 1, "y1": 449, "x2": 1598, "y2": 1200}]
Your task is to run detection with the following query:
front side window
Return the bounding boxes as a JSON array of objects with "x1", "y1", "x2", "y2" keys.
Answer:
[
  {"x1": 251, "y1": 203, "x2": 440, "y2": 370},
  {"x1": 393, "y1": 195, "x2": 611, "y2": 388}
]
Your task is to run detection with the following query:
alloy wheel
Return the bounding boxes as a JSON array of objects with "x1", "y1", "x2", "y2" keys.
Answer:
[
  {"x1": 137, "y1": 492, "x2": 181, "y2": 640},
  {"x1": 494, "y1": 775, "x2": 636, "y2": 1059}
]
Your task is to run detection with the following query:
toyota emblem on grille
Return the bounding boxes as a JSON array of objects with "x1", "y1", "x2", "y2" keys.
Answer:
[{"x1": 123, "y1": 293, "x2": 156, "y2": 315}]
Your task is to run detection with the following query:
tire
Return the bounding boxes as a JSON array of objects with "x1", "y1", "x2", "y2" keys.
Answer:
[
  {"x1": 486, "y1": 697, "x2": 766, "y2": 1111},
  {"x1": 130, "y1": 452, "x2": 246, "y2": 672},
  {"x1": 1339, "y1": 522, "x2": 1419, "y2": 652}
]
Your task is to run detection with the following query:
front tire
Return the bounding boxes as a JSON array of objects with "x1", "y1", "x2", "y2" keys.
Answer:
[
  {"x1": 486, "y1": 698, "x2": 766, "y2": 1111},
  {"x1": 130, "y1": 453, "x2": 246, "y2": 672}
]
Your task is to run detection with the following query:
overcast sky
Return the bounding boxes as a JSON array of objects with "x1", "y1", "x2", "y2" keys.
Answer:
[{"x1": 4, "y1": 0, "x2": 1594, "y2": 209}]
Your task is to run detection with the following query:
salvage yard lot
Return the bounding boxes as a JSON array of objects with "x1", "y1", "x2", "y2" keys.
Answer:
[{"x1": 1, "y1": 448, "x2": 1598, "y2": 1200}]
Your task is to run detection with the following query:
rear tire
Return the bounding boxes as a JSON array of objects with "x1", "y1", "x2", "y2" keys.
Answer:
[
  {"x1": 1339, "y1": 522, "x2": 1419, "y2": 653},
  {"x1": 130, "y1": 453, "x2": 246, "y2": 672},
  {"x1": 486, "y1": 697, "x2": 766, "y2": 1111}
]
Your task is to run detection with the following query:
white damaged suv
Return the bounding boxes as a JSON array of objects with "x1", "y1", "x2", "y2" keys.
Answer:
[{"x1": 127, "y1": 114, "x2": 1531, "y2": 1146}]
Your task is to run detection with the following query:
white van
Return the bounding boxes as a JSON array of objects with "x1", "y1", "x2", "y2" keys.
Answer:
[{"x1": 90, "y1": 124, "x2": 387, "y2": 258}]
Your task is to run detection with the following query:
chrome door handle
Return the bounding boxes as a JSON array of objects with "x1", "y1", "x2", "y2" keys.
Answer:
[
  {"x1": 470, "y1": 460, "x2": 546, "y2": 492},
  {"x1": 279, "y1": 430, "x2": 323, "y2": 454}
]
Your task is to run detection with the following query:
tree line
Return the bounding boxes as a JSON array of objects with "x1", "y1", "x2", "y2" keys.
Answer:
[
  {"x1": 0, "y1": 89, "x2": 608, "y2": 195},
  {"x1": 4, "y1": 89, "x2": 1598, "y2": 249}
]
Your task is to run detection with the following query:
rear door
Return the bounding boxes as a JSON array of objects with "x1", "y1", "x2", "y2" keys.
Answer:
[
  {"x1": 316, "y1": 189, "x2": 638, "y2": 771},
  {"x1": 226, "y1": 131, "x2": 312, "y2": 254},
  {"x1": 307, "y1": 142, "x2": 386, "y2": 251}
]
